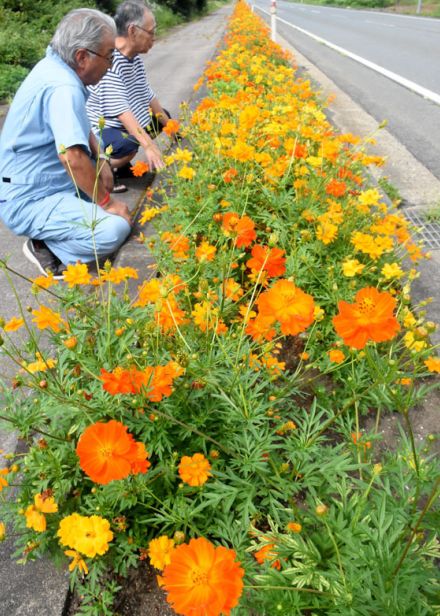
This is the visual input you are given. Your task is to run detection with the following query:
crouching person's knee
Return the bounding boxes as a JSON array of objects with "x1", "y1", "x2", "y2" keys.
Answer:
[{"x1": 94, "y1": 214, "x2": 131, "y2": 257}]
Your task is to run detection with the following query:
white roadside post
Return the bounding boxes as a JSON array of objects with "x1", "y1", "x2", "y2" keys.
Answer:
[{"x1": 270, "y1": 0, "x2": 277, "y2": 42}]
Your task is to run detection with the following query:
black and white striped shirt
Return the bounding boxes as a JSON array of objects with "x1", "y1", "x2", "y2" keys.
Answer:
[{"x1": 86, "y1": 49, "x2": 156, "y2": 130}]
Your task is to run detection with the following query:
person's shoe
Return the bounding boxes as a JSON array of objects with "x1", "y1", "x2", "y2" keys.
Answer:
[
  {"x1": 114, "y1": 163, "x2": 134, "y2": 179},
  {"x1": 23, "y1": 239, "x2": 64, "y2": 279},
  {"x1": 112, "y1": 168, "x2": 128, "y2": 193}
]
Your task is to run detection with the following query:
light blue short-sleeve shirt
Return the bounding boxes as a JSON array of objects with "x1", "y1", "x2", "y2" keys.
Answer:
[{"x1": 0, "y1": 46, "x2": 91, "y2": 235}]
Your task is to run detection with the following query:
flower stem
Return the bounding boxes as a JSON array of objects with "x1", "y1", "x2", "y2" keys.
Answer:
[{"x1": 392, "y1": 476, "x2": 440, "y2": 578}]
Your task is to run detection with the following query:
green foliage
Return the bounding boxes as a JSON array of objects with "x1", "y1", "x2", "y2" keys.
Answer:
[
  {"x1": 157, "y1": 0, "x2": 209, "y2": 18},
  {"x1": 378, "y1": 176, "x2": 402, "y2": 206},
  {"x1": 0, "y1": 64, "x2": 29, "y2": 102}
]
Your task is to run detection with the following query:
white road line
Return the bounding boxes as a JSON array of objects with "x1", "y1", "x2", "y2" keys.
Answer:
[
  {"x1": 253, "y1": 5, "x2": 440, "y2": 106},
  {"x1": 365, "y1": 19, "x2": 396, "y2": 27}
]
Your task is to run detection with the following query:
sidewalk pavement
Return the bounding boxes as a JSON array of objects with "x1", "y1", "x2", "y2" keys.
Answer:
[
  {"x1": 0, "y1": 5, "x2": 233, "y2": 614},
  {"x1": 1, "y1": 3, "x2": 439, "y2": 613}
]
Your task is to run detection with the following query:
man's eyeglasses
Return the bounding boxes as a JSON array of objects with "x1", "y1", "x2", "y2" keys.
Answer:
[
  {"x1": 85, "y1": 48, "x2": 115, "y2": 64},
  {"x1": 133, "y1": 23, "x2": 156, "y2": 36}
]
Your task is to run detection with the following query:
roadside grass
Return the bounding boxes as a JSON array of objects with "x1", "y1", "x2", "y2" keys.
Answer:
[
  {"x1": 378, "y1": 176, "x2": 402, "y2": 207},
  {"x1": 424, "y1": 200, "x2": 440, "y2": 223}
]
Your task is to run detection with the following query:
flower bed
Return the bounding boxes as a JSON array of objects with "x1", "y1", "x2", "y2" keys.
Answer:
[{"x1": 0, "y1": 2, "x2": 439, "y2": 614}]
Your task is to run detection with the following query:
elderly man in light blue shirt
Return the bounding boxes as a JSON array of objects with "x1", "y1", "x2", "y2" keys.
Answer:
[{"x1": 0, "y1": 8, "x2": 131, "y2": 277}]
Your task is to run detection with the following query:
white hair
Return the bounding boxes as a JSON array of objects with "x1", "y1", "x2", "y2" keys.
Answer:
[{"x1": 51, "y1": 8, "x2": 116, "y2": 68}]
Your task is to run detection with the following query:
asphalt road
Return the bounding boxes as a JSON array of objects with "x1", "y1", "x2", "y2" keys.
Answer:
[{"x1": 253, "y1": 0, "x2": 440, "y2": 181}]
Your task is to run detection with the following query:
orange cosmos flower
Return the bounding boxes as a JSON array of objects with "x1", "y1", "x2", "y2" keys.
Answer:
[
  {"x1": 257, "y1": 279, "x2": 315, "y2": 336},
  {"x1": 162, "y1": 118, "x2": 180, "y2": 137},
  {"x1": 328, "y1": 349, "x2": 345, "y2": 364},
  {"x1": 245, "y1": 315, "x2": 276, "y2": 342},
  {"x1": 287, "y1": 521, "x2": 302, "y2": 533},
  {"x1": 131, "y1": 160, "x2": 150, "y2": 177},
  {"x1": 100, "y1": 367, "x2": 138, "y2": 395},
  {"x1": 161, "y1": 231, "x2": 190, "y2": 259},
  {"x1": 155, "y1": 296, "x2": 187, "y2": 332},
  {"x1": 76, "y1": 420, "x2": 150, "y2": 484},
  {"x1": 235, "y1": 215, "x2": 256, "y2": 248},
  {"x1": 223, "y1": 278, "x2": 243, "y2": 302},
  {"x1": 424, "y1": 356, "x2": 440, "y2": 373},
  {"x1": 223, "y1": 167, "x2": 238, "y2": 183},
  {"x1": 222, "y1": 211, "x2": 240, "y2": 233},
  {"x1": 195, "y1": 241, "x2": 217, "y2": 263},
  {"x1": 178, "y1": 453, "x2": 212, "y2": 487},
  {"x1": 325, "y1": 179, "x2": 347, "y2": 198},
  {"x1": 222, "y1": 212, "x2": 256, "y2": 247},
  {"x1": 4, "y1": 316, "x2": 25, "y2": 332},
  {"x1": 63, "y1": 263, "x2": 92, "y2": 286},
  {"x1": 0, "y1": 469, "x2": 8, "y2": 492},
  {"x1": 144, "y1": 361, "x2": 184, "y2": 402},
  {"x1": 254, "y1": 542, "x2": 281, "y2": 570},
  {"x1": 333, "y1": 287, "x2": 400, "y2": 350},
  {"x1": 247, "y1": 244, "x2": 286, "y2": 278},
  {"x1": 351, "y1": 432, "x2": 371, "y2": 451},
  {"x1": 32, "y1": 305, "x2": 65, "y2": 333},
  {"x1": 162, "y1": 537, "x2": 244, "y2": 616}
]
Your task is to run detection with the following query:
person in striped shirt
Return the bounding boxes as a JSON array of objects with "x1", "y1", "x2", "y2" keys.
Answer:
[{"x1": 86, "y1": 1, "x2": 173, "y2": 191}]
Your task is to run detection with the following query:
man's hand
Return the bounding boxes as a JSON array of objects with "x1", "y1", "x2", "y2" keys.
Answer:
[
  {"x1": 105, "y1": 198, "x2": 132, "y2": 226},
  {"x1": 99, "y1": 160, "x2": 114, "y2": 193},
  {"x1": 145, "y1": 143, "x2": 165, "y2": 170}
]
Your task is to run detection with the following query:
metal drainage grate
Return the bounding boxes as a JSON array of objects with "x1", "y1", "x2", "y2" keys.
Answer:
[{"x1": 403, "y1": 209, "x2": 440, "y2": 250}]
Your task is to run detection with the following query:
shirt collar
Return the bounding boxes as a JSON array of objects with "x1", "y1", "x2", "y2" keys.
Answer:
[{"x1": 46, "y1": 45, "x2": 88, "y2": 94}]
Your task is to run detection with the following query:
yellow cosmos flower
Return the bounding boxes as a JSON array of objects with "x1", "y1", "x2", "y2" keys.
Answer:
[
  {"x1": 63, "y1": 263, "x2": 92, "y2": 287},
  {"x1": 306, "y1": 156, "x2": 323, "y2": 167},
  {"x1": 148, "y1": 535, "x2": 175, "y2": 571},
  {"x1": 24, "y1": 492, "x2": 58, "y2": 532},
  {"x1": 173, "y1": 148, "x2": 193, "y2": 163},
  {"x1": 99, "y1": 266, "x2": 138, "y2": 284},
  {"x1": 358, "y1": 188, "x2": 381, "y2": 207},
  {"x1": 64, "y1": 550, "x2": 89, "y2": 575},
  {"x1": 58, "y1": 513, "x2": 113, "y2": 558},
  {"x1": 25, "y1": 353, "x2": 57, "y2": 374},
  {"x1": 195, "y1": 242, "x2": 217, "y2": 263},
  {"x1": 32, "y1": 305, "x2": 65, "y2": 333},
  {"x1": 381, "y1": 262, "x2": 403, "y2": 280},
  {"x1": 178, "y1": 166, "x2": 196, "y2": 180},
  {"x1": 316, "y1": 221, "x2": 338, "y2": 245},
  {"x1": 0, "y1": 521, "x2": 5, "y2": 541},
  {"x1": 403, "y1": 331, "x2": 427, "y2": 352},
  {"x1": 342, "y1": 259, "x2": 365, "y2": 278},
  {"x1": 32, "y1": 273, "x2": 58, "y2": 290}
]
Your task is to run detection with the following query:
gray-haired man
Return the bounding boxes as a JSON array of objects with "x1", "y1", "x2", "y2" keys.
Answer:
[
  {"x1": 0, "y1": 9, "x2": 131, "y2": 276},
  {"x1": 87, "y1": 1, "x2": 174, "y2": 191}
]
